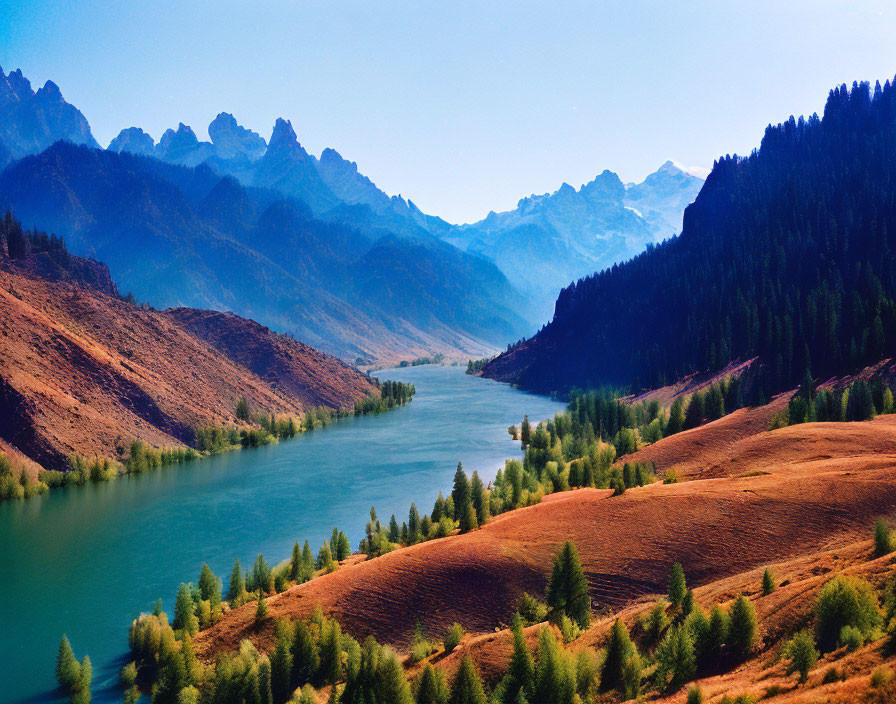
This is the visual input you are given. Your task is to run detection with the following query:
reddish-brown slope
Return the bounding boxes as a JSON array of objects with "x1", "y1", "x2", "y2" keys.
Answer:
[
  {"x1": 0, "y1": 261, "x2": 376, "y2": 473},
  {"x1": 194, "y1": 416, "x2": 896, "y2": 664}
]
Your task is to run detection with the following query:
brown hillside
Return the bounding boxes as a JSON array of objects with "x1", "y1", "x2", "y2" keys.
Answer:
[
  {"x1": 0, "y1": 258, "x2": 376, "y2": 473},
  {"x1": 193, "y1": 416, "x2": 896, "y2": 667}
]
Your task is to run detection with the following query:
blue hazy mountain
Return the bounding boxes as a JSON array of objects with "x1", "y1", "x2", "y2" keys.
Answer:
[
  {"x1": 445, "y1": 163, "x2": 704, "y2": 318},
  {"x1": 0, "y1": 142, "x2": 528, "y2": 363},
  {"x1": 0, "y1": 66, "x2": 98, "y2": 166}
]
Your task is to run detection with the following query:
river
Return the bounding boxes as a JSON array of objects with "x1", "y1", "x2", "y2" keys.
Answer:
[{"x1": 0, "y1": 365, "x2": 565, "y2": 704}]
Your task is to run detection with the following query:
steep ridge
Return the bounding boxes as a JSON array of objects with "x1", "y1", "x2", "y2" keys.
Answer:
[
  {"x1": 0, "y1": 227, "x2": 377, "y2": 472},
  {"x1": 483, "y1": 79, "x2": 896, "y2": 396}
]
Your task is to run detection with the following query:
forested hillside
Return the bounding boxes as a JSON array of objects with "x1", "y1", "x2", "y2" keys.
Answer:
[{"x1": 484, "y1": 80, "x2": 896, "y2": 396}]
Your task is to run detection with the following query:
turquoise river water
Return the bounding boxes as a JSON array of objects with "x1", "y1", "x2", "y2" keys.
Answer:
[{"x1": 0, "y1": 365, "x2": 565, "y2": 703}]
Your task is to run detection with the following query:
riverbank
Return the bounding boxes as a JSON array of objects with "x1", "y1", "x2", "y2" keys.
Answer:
[{"x1": 0, "y1": 381, "x2": 415, "y2": 503}]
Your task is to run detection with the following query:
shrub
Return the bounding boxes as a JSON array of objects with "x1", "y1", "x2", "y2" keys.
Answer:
[
  {"x1": 874, "y1": 517, "x2": 895, "y2": 557},
  {"x1": 821, "y1": 666, "x2": 845, "y2": 684},
  {"x1": 871, "y1": 666, "x2": 894, "y2": 689},
  {"x1": 783, "y1": 630, "x2": 819, "y2": 683},
  {"x1": 686, "y1": 685, "x2": 703, "y2": 704},
  {"x1": 762, "y1": 568, "x2": 776, "y2": 596},
  {"x1": 815, "y1": 575, "x2": 882, "y2": 652},
  {"x1": 642, "y1": 599, "x2": 670, "y2": 644},
  {"x1": 663, "y1": 469, "x2": 679, "y2": 484},
  {"x1": 409, "y1": 623, "x2": 436, "y2": 664},
  {"x1": 119, "y1": 661, "x2": 137, "y2": 688},
  {"x1": 444, "y1": 622, "x2": 464, "y2": 653},
  {"x1": 839, "y1": 624, "x2": 864, "y2": 651}
]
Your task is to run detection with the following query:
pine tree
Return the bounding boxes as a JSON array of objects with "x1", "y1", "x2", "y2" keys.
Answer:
[
  {"x1": 56, "y1": 635, "x2": 81, "y2": 692},
  {"x1": 655, "y1": 625, "x2": 696, "y2": 691},
  {"x1": 198, "y1": 563, "x2": 222, "y2": 608},
  {"x1": 762, "y1": 568, "x2": 776, "y2": 595},
  {"x1": 521, "y1": 416, "x2": 532, "y2": 447},
  {"x1": 601, "y1": 619, "x2": 636, "y2": 693},
  {"x1": 727, "y1": 595, "x2": 758, "y2": 661},
  {"x1": 258, "y1": 657, "x2": 274, "y2": 704},
  {"x1": 669, "y1": 562, "x2": 687, "y2": 606},
  {"x1": 449, "y1": 655, "x2": 488, "y2": 704},
  {"x1": 532, "y1": 627, "x2": 575, "y2": 704},
  {"x1": 302, "y1": 541, "x2": 314, "y2": 574},
  {"x1": 227, "y1": 559, "x2": 245, "y2": 602},
  {"x1": 255, "y1": 592, "x2": 268, "y2": 625},
  {"x1": 337, "y1": 531, "x2": 351, "y2": 561},
  {"x1": 389, "y1": 514, "x2": 401, "y2": 543},
  {"x1": 452, "y1": 463, "x2": 471, "y2": 521},
  {"x1": 270, "y1": 633, "x2": 294, "y2": 704},
  {"x1": 252, "y1": 554, "x2": 273, "y2": 594},
  {"x1": 546, "y1": 541, "x2": 591, "y2": 629},
  {"x1": 330, "y1": 527, "x2": 340, "y2": 558},
  {"x1": 470, "y1": 471, "x2": 490, "y2": 526},
  {"x1": 432, "y1": 492, "x2": 447, "y2": 522},
  {"x1": 292, "y1": 621, "x2": 320, "y2": 685},
  {"x1": 319, "y1": 620, "x2": 343, "y2": 685},
  {"x1": 409, "y1": 503, "x2": 421, "y2": 543},
  {"x1": 174, "y1": 583, "x2": 199, "y2": 635},
  {"x1": 290, "y1": 541, "x2": 303, "y2": 581},
  {"x1": 416, "y1": 664, "x2": 449, "y2": 704},
  {"x1": 497, "y1": 613, "x2": 534, "y2": 704},
  {"x1": 318, "y1": 542, "x2": 335, "y2": 571},
  {"x1": 666, "y1": 398, "x2": 685, "y2": 436},
  {"x1": 459, "y1": 499, "x2": 478, "y2": 534},
  {"x1": 376, "y1": 650, "x2": 414, "y2": 704}
]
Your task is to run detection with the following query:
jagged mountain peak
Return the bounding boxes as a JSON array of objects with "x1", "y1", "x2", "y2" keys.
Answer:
[
  {"x1": 208, "y1": 112, "x2": 266, "y2": 161},
  {"x1": 108, "y1": 127, "x2": 155, "y2": 156}
]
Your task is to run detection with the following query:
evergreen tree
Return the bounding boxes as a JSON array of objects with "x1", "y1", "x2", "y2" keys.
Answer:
[
  {"x1": 292, "y1": 621, "x2": 320, "y2": 685},
  {"x1": 337, "y1": 531, "x2": 351, "y2": 561},
  {"x1": 497, "y1": 613, "x2": 534, "y2": 704},
  {"x1": 389, "y1": 515, "x2": 401, "y2": 543},
  {"x1": 600, "y1": 619, "x2": 636, "y2": 693},
  {"x1": 432, "y1": 492, "x2": 447, "y2": 522},
  {"x1": 255, "y1": 592, "x2": 268, "y2": 625},
  {"x1": 666, "y1": 398, "x2": 685, "y2": 436},
  {"x1": 330, "y1": 527, "x2": 341, "y2": 559},
  {"x1": 449, "y1": 655, "x2": 488, "y2": 704},
  {"x1": 173, "y1": 583, "x2": 199, "y2": 635},
  {"x1": 459, "y1": 499, "x2": 478, "y2": 534},
  {"x1": 762, "y1": 568, "x2": 776, "y2": 596},
  {"x1": 377, "y1": 650, "x2": 414, "y2": 704},
  {"x1": 270, "y1": 633, "x2": 294, "y2": 704},
  {"x1": 198, "y1": 563, "x2": 222, "y2": 608},
  {"x1": 727, "y1": 596, "x2": 758, "y2": 661},
  {"x1": 654, "y1": 625, "x2": 696, "y2": 691},
  {"x1": 532, "y1": 627, "x2": 575, "y2": 704},
  {"x1": 416, "y1": 664, "x2": 449, "y2": 704},
  {"x1": 258, "y1": 658, "x2": 274, "y2": 704},
  {"x1": 409, "y1": 503, "x2": 421, "y2": 543},
  {"x1": 470, "y1": 471, "x2": 490, "y2": 526},
  {"x1": 290, "y1": 541, "x2": 303, "y2": 582},
  {"x1": 319, "y1": 620, "x2": 343, "y2": 685},
  {"x1": 546, "y1": 541, "x2": 591, "y2": 629},
  {"x1": 521, "y1": 416, "x2": 532, "y2": 448},
  {"x1": 669, "y1": 562, "x2": 687, "y2": 606},
  {"x1": 874, "y1": 517, "x2": 894, "y2": 557},
  {"x1": 251, "y1": 554, "x2": 273, "y2": 594},
  {"x1": 705, "y1": 605, "x2": 730, "y2": 667},
  {"x1": 227, "y1": 559, "x2": 245, "y2": 602},
  {"x1": 452, "y1": 463, "x2": 472, "y2": 522},
  {"x1": 302, "y1": 541, "x2": 314, "y2": 573},
  {"x1": 56, "y1": 635, "x2": 81, "y2": 692}
]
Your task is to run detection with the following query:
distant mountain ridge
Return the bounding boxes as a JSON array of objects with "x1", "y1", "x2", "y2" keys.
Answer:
[
  {"x1": 0, "y1": 66, "x2": 98, "y2": 166},
  {"x1": 0, "y1": 65, "x2": 704, "y2": 362}
]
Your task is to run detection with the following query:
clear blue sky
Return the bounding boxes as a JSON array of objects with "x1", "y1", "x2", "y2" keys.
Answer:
[{"x1": 2, "y1": 1, "x2": 895, "y2": 224}]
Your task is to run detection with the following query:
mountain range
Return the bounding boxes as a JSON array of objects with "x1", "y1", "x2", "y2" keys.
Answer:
[{"x1": 0, "y1": 65, "x2": 703, "y2": 362}]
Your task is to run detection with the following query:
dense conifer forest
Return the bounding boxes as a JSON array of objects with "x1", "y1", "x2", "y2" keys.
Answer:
[{"x1": 485, "y1": 80, "x2": 896, "y2": 397}]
